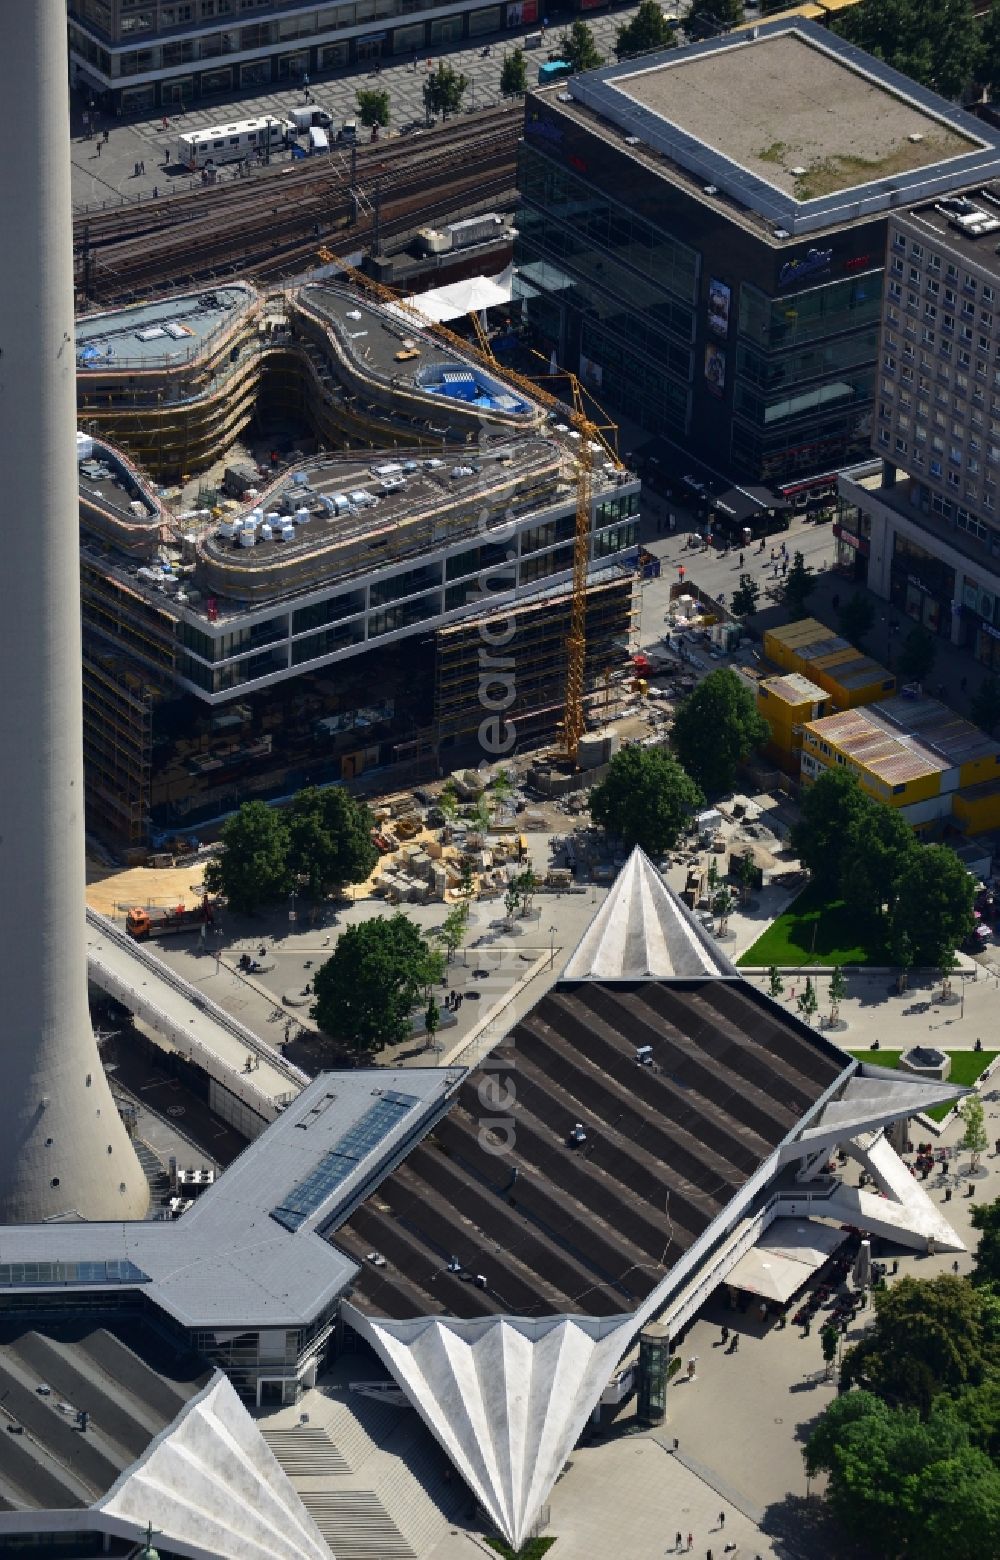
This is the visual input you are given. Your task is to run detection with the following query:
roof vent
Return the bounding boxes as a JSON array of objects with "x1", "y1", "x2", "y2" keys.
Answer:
[
  {"x1": 908, "y1": 132, "x2": 924, "y2": 143},
  {"x1": 625, "y1": 135, "x2": 641, "y2": 146},
  {"x1": 790, "y1": 166, "x2": 806, "y2": 177},
  {"x1": 635, "y1": 1045, "x2": 654, "y2": 1066},
  {"x1": 568, "y1": 1122, "x2": 588, "y2": 1147},
  {"x1": 773, "y1": 228, "x2": 790, "y2": 239},
  {"x1": 703, "y1": 184, "x2": 718, "y2": 196}
]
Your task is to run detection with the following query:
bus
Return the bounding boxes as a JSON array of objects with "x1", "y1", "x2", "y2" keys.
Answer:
[{"x1": 174, "y1": 115, "x2": 289, "y2": 169}]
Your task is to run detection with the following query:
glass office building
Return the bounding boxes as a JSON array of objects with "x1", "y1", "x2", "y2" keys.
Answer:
[{"x1": 515, "y1": 20, "x2": 1000, "y2": 493}]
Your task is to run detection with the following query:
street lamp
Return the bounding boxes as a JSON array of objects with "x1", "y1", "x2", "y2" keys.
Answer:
[{"x1": 549, "y1": 924, "x2": 556, "y2": 968}]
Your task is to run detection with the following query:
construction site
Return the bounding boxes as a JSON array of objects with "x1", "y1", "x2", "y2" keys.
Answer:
[{"x1": 75, "y1": 273, "x2": 642, "y2": 852}]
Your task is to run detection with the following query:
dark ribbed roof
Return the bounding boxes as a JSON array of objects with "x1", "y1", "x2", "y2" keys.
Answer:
[{"x1": 336, "y1": 976, "x2": 846, "y2": 1320}]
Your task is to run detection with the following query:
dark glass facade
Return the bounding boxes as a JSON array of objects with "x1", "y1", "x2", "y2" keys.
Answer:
[{"x1": 516, "y1": 99, "x2": 889, "y2": 488}]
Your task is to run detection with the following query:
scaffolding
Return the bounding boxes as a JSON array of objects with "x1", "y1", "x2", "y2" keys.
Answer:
[{"x1": 433, "y1": 571, "x2": 640, "y2": 752}]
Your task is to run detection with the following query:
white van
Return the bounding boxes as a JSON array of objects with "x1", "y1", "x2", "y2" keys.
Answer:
[{"x1": 308, "y1": 126, "x2": 330, "y2": 155}]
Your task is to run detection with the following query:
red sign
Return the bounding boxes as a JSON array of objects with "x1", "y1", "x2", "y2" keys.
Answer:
[
  {"x1": 568, "y1": 154, "x2": 588, "y2": 173},
  {"x1": 844, "y1": 254, "x2": 872, "y2": 272}
]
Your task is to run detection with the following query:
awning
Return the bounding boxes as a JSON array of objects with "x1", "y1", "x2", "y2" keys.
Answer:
[
  {"x1": 396, "y1": 266, "x2": 515, "y2": 325},
  {"x1": 712, "y1": 485, "x2": 790, "y2": 523},
  {"x1": 726, "y1": 1218, "x2": 847, "y2": 1303}
]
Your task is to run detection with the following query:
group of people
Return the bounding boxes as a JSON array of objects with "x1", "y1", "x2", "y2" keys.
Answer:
[{"x1": 444, "y1": 989, "x2": 464, "y2": 1012}]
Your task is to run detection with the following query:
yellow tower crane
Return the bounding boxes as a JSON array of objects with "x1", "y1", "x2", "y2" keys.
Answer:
[{"x1": 315, "y1": 250, "x2": 621, "y2": 762}]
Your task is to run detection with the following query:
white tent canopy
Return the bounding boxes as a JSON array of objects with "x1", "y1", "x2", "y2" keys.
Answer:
[
  {"x1": 726, "y1": 1218, "x2": 847, "y2": 1303},
  {"x1": 394, "y1": 266, "x2": 515, "y2": 325}
]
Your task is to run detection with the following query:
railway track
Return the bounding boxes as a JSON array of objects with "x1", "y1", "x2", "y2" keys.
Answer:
[{"x1": 75, "y1": 108, "x2": 522, "y2": 304}]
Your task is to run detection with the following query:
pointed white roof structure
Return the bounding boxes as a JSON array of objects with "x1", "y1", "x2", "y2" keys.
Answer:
[
  {"x1": 349, "y1": 1311, "x2": 632, "y2": 1554},
  {"x1": 794, "y1": 1064, "x2": 970, "y2": 1148},
  {"x1": 563, "y1": 846, "x2": 737, "y2": 980},
  {"x1": 99, "y1": 1374, "x2": 331, "y2": 1560}
]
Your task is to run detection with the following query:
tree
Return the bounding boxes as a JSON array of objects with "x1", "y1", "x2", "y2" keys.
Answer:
[
  {"x1": 686, "y1": 0, "x2": 743, "y2": 38},
  {"x1": 981, "y1": 0, "x2": 1000, "y2": 101},
  {"x1": 438, "y1": 783, "x2": 459, "y2": 838},
  {"x1": 838, "y1": 591, "x2": 876, "y2": 649},
  {"x1": 782, "y1": 550, "x2": 814, "y2": 617},
  {"x1": 834, "y1": 0, "x2": 982, "y2": 101},
  {"x1": 513, "y1": 867, "x2": 537, "y2": 917},
  {"x1": 712, "y1": 886, "x2": 736, "y2": 934},
  {"x1": 311, "y1": 912, "x2": 437, "y2": 1053},
  {"x1": 840, "y1": 801, "x2": 917, "y2": 928},
  {"x1": 424, "y1": 992, "x2": 440, "y2": 1052},
  {"x1": 822, "y1": 1323, "x2": 839, "y2": 1378},
  {"x1": 791, "y1": 768, "x2": 877, "y2": 893},
  {"x1": 730, "y1": 572, "x2": 760, "y2": 618},
  {"x1": 735, "y1": 848, "x2": 757, "y2": 906},
  {"x1": 797, "y1": 975, "x2": 818, "y2": 1024},
  {"x1": 459, "y1": 856, "x2": 475, "y2": 898},
  {"x1": 355, "y1": 88, "x2": 390, "y2": 128},
  {"x1": 503, "y1": 879, "x2": 521, "y2": 926},
  {"x1": 435, "y1": 901, "x2": 470, "y2": 964},
  {"x1": 615, "y1": 0, "x2": 677, "y2": 58},
  {"x1": 889, "y1": 844, "x2": 975, "y2": 967},
  {"x1": 706, "y1": 856, "x2": 720, "y2": 895},
  {"x1": 490, "y1": 766, "x2": 514, "y2": 819},
  {"x1": 423, "y1": 61, "x2": 469, "y2": 121},
  {"x1": 828, "y1": 964, "x2": 847, "y2": 1025},
  {"x1": 960, "y1": 1095, "x2": 989, "y2": 1173},
  {"x1": 805, "y1": 1390, "x2": 986, "y2": 1555},
  {"x1": 590, "y1": 745, "x2": 704, "y2": 856},
  {"x1": 671, "y1": 668, "x2": 770, "y2": 794},
  {"x1": 840, "y1": 1275, "x2": 999, "y2": 1412},
  {"x1": 970, "y1": 673, "x2": 1000, "y2": 736},
  {"x1": 558, "y1": 20, "x2": 603, "y2": 73},
  {"x1": 768, "y1": 964, "x2": 784, "y2": 1000},
  {"x1": 970, "y1": 1197, "x2": 1000, "y2": 1286},
  {"x1": 897, "y1": 624, "x2": 937, "y2": 685},
  {"x1": 286, "y1": 786, "x2": 378, "y2": 900},
  {"x1": 471, "y1": 793, "x2": 492, "y2": 836},
  {"x1": 499, "y1": 47, "x2": 527, "y2": 98},
  {"x1": 939, "y1": 944, "x2": 959, "y2": 997},
  {"x1": 203, "y1": 800, "x2": 291, "y2": 914},
  {"x1": 894, "y1": 928, "x2": 914, "y2": 993}
]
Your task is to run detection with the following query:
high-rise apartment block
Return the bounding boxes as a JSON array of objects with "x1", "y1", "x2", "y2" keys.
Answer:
[{"x1": 838, "y1": 192, "x2": 1000, "y2": 673}]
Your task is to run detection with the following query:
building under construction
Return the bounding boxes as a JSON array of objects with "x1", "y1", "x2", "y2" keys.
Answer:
[{"x1": 75, "y1": 280, "x2": 641, "y2": 850}]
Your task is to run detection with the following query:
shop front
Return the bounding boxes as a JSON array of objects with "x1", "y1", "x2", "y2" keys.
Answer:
[
  {"x1": 889, "y1": 533, "x2": 954, "y2": 637},
  {"x1": 833, "y1": 503, "x2": 871, "y2": 582},
  {"x1": 961, "y1": 576, "x2": 1000, "y2": 669}
]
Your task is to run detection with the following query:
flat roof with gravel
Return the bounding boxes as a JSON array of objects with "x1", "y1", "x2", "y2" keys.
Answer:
[
  {"x1": 612, "y1": 32, "x2": 977, "y2": 200},
  {"x1": 560, "y1": 20, "x2": 1000, "y2": 236}
]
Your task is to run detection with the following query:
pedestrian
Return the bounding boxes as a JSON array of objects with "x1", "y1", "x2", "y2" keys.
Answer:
[
  {"x1": 162, "y1": 114, "x2": 169, "y2": 131},
  {"x1": 103, "y1": 126, "x2": 109, "y2": 143},
  {"x1": 738, "y1": 551, "x2": 744, "y2": 567},
  {"x1": 134, "y1": 160, "x2": 139, "y2": 177},
  {"x1": 732, "y1": 1333, "x2": 740, "y2": 1352},
  {"x1": 719, "y1": 1511, "x2": 725, "y2": 1529},
  {"x1": 152, "y1": 184, "x2": 158, "y2": 197},
  {"x1": 96, "y1": 140, "x2": 102, "y2": 156},
  {"x1": 720, "y1": 1324, "x2": 729, "y2": 1344},
  {"x1": 676, "y1": 1534, "x2": 683, "y2": 1552},
  {"x1": 781, "y1": 558, "x2": 788, "y2": 577},
  {"x1": 953, "y1": 1259, "x2": 960, "y2": 1273},
  {"x1": 686, "y1": 1537, "x2": 693, "y2": 1553}
]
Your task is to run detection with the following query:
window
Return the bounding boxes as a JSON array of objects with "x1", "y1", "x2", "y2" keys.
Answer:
[
  {"x1": 925, "y1": 303, "x2": 937, "y2": 321},
  {"x1": 910, "y1": 266, "x2": 921, "y2": 283},
  {"x1": 896, "y1": 437, "x2": 908, "y2": 454},
  {"x1": 929, "y1": 253, "x2": 941, "y2": 272},
  {"x1": 911, "y1": 244, "x2": 923, "y2": 260},
  {"x1": 927, "y1": 279, "x2": 940, "y2": 297}
]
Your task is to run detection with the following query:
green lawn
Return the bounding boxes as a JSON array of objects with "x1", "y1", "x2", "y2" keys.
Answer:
[
  {"x1": 738, "y1": 882, "x2": 888, "y2": 968},
  {"x1": 483, "y1": 1540, "x2": 556, "y2": 1560},
  {"x1": 847, "y1": 1049, "x2": 998, "y2": 1121}
]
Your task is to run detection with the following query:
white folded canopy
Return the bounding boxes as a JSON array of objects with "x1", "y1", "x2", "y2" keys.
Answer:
[
  {"x1": 726, "y1": 1218, "x2": 847, "y2": 1303},
  {"x1": 395, "y1": 265, "x2": 515, "y2": 324}
]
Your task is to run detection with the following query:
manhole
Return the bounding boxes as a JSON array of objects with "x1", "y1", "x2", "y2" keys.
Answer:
[{"x1": 166, "y1": 1105, "x2": 186, "y2": 1117}]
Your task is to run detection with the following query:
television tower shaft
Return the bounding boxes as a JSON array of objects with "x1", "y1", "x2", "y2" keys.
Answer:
[{"x1": 0, "y1": 0, "x2": 148, "y2": 1221}]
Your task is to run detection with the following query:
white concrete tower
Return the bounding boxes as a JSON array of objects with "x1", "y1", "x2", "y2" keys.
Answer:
[{"x1": 0, "y1": 0, "x2": 149, "y2": 1222}]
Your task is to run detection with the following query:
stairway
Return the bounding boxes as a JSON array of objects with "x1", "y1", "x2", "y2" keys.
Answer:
[
  {"x1": 260, "y1": 1383, "x2": 469, "y2": 1560},
  {"x1": 134, "y1": 1139, "x2": 171, "y2": 1206}
]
